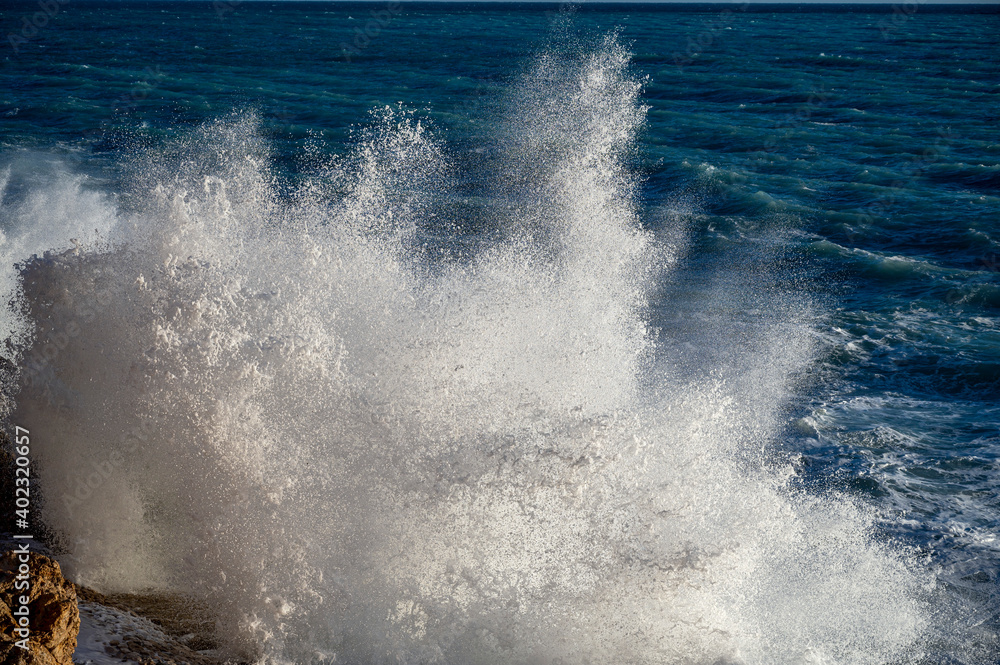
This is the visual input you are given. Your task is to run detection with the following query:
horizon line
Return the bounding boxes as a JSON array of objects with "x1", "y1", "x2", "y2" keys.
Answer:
[{"x1": 50, "y1": 0, "x2": 1000, "y2": 4}]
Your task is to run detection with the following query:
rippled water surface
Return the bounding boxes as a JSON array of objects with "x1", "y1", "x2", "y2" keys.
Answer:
[{"x1": 1, "y1": 3, "x2": 998, "y2": 664}]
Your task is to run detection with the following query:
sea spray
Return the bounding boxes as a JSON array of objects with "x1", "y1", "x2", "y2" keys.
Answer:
[{"x1": 5, "y1": 35, "x2": 933, "y2": 665}]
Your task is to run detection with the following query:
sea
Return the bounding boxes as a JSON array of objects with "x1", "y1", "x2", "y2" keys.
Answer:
[{"x1": 1, "y1": 2, "x2": 998, "y2": 664}]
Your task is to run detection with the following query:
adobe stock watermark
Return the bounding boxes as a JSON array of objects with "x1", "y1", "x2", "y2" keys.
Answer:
[
  {"x1": 856, "y1": 127, "x2": 956, "y2": 227},
  {"x1": 761, "y1": 86, "x2": 831, "y2": 154},
  {"x1": 20, "y1": 258, "x2": 115, "y2": 409},
  {"x1": 59, "y1": 416, "x2": 157, "y2": 517},
  {"x1": 942, "y1": 251, "x2": 1000, "y2": 305},
  {"x1": 6, "y1": 0, "x2": 71, "y2": 55},
  {"x1": 13, "y1": 252, "x2": 160, "y2": 518},
  {"x1": 453, "y1": 78, "x2": 495, "y2": 121},
  {"x1": 544, "y1": 0, "x2": 589, "y2": 25},
  {"x1": 672, "y1": 1, "x2": 750, "y2": 70},
  {"x1": 269, "y1": 104, "x2": 297, "y2": 134},
  {"x1": 111, "y1": 66, "x2": 167, "y2": 113},
  {"x1": 8, "y1": 426, "x2": 34, "y2": 651},
  {"x1": 81, "y1": 66, "x2": 167, "y2": 143},
  {"x1": 213, "y1": 0, "x2": 243, "y2": 20},
  {"x1": 339, "y1": 1, "x2": 402, "y2": 63},
  {"x1": 878, "y1": 0, "x2": 926, "y2": 40}
]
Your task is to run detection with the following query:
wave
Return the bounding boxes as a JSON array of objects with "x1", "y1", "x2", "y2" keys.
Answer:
[{"x1": 1, "y1": 33, "x2": 946, "y2": 665}]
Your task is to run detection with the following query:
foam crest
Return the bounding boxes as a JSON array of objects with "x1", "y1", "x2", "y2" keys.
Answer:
[
  {"x1": 7, "y1": 35, "x2": 937, "y2": 665},
  {"x1": 0, "y1": 155, "x2": 117, "y2": 373}
]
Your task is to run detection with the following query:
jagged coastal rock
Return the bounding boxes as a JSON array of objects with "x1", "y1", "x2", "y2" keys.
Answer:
[
  {"x1": 0, "y1": 543, "x2": 229, "y2": 665},
  {"x1": 0, "y1": 551, "x2": 80, "y2": 665}
]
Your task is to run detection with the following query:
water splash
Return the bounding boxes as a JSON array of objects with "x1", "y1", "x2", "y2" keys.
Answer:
[{"x1": 5, "y1": 35, "x2": 933, "y2": 665}]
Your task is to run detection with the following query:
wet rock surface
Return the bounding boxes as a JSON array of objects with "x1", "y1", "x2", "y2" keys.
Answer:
[
  {"x1": 74, "y1": 601, "x2": 225, "y2": 665},
  {"x1": 0, "y1": 551, "x2": 80, "y2": 665}
]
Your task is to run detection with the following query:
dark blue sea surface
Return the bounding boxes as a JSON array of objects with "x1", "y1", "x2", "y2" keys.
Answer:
[{"x1": 1, "y1": 3, "x2": 999, "y2": 664}]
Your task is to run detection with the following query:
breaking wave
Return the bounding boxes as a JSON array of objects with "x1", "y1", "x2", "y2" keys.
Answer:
[{"x1": 3, "y1": 35, "x2": 938, "y2": 665}]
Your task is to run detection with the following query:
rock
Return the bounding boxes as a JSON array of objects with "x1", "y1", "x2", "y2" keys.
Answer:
[
  {"x1": 76, "y1": 587, "x2": 218, "y2": 646},
  {"x1": 78, "y1": 601, "x2": 226, "y2": 665},
  {"x1": 0, "y1": 551, "x2": 79, "y2": 665}
]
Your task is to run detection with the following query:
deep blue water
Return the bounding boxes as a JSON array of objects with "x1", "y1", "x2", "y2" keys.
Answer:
[{"x1": 1, "y1": 3, "x2": 999, "y2": 664}]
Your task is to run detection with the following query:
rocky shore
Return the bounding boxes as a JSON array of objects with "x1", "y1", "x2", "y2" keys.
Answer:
[
  {"x1": 0, "y1": 430, "x2": 239, "y2": 665},
  {"x1": 1, "y1": 549, "x2": 234, "y2": 665},
  {"x1": 1, "y1": 551, "x2": 78, "y2": 665}
]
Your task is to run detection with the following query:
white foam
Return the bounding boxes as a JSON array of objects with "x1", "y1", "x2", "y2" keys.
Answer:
[
  {"x1": 74, "y1": 603, "x2": 168, "y2": 665},
  {"x1": 0, "y1": 153, "x2": 118, "y2": 373},
  {"x1": 7, "y1": 35, "x2": 940, "y2": 665}
]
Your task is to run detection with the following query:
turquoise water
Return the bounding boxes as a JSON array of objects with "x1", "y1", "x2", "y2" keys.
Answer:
[{"x1": 1, "y1": 3, "x2": 999, "y2": 663}]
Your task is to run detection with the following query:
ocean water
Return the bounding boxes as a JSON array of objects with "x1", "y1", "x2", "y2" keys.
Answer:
[{"x1": 1, "y1": 2, "x2": 999, "y2": 664}]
